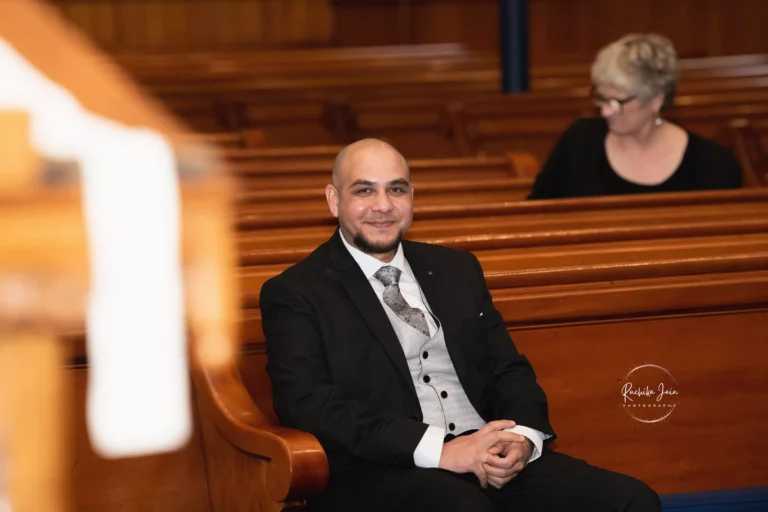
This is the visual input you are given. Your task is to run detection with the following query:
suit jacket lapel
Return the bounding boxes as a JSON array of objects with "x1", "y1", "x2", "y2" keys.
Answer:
[
  {"x1": 403, "y1": 241, "x2": 469, "y2": 378},
  {"x1": 328, "y1": 231, "x2": 417, "y2": 397}
]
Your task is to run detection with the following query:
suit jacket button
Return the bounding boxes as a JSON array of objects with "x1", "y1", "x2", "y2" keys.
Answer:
[{"x1": 449, "y1": 423, "x2": 456, "y2": 431}]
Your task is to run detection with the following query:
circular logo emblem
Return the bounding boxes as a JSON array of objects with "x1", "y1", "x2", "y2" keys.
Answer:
[{"x1": 620, "y1": 364, "x2": 680, "y2": 423}]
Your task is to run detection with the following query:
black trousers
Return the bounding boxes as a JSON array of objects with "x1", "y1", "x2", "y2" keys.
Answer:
[{"x1": 308, "y1": 449, "x2": 661, "y2": 512}]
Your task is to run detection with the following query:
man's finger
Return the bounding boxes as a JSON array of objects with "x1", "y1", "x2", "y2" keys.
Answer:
[
  {"x1": 473, "y1": 465, "x2": 488, "y2": 489},
  {"x1": 487, "y1": 473, "x2": 518, "y2": 489},
  {"x1": 487, "y1": 474, "x2": 509, "y2": 488},
  {"x1": 482, "y1": 462, "x2": 515, "y2": 478},
  {"x1": 479, "y1": 420, "x2": 516, "y2": 433},
  {"x1": 484, "y1": 454, "x2": 517, "y2": 470},
  {"x1": 488, "y1": 443, "x2": 505, "y2": 456},
  {"x1": 487, "y1": 430, "x2": 527, "y2": 447},
  {"x1": 501, "y1": 432, "x2": 528, "y2": 444}
]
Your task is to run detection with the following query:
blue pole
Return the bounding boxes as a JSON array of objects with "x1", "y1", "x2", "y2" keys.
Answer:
[{"x1": 499, "y1": 0, "x2": 529, "y2": 93}]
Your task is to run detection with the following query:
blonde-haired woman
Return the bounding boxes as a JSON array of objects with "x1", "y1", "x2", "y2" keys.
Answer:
[{"x1": 528, "y1": 34, "x2": 742, "y2": 200}]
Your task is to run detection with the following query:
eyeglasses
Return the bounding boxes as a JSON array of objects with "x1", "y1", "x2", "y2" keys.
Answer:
[{"x1": 591, "y1": 86, "x2": 637, "y2": 114}]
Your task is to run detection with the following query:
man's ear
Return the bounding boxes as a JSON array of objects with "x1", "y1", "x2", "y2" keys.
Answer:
[{"x1": 326, "y1": 184, "x2": 340, "y2": 218}]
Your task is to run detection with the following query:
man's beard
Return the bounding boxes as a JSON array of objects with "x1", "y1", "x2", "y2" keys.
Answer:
[{"x1": 353, "y1": 228, "x2": 404, "y2": 255}]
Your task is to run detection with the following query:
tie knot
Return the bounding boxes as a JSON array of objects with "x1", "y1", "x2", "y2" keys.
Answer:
[{"x1": 374, "y1": 265, "x2": 402, "y2": 287}]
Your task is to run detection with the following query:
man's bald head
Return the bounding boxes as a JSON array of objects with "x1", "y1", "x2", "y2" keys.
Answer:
[
  {"x1": 325, "y1": 139, "x2": 414, "y2": 262},
  {"x1": 331, "y1": 139, "x2": 409, "y2": 189}
]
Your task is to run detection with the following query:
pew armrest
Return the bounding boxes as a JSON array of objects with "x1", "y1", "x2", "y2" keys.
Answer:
[
  {"x1": 506, "y1": 151, "x2": 540, "y2": 178},
  {"x1": 193, "y1": 361, "x2": 329, "y2": 502}
]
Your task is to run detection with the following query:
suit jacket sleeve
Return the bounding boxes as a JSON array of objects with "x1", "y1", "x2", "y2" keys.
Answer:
[
  {"x1": 261, "y1": 277, "x2": 429, "y2": 467},
  {"x1": 469, "y1": 254, "x2": 557, "y2": 441}
]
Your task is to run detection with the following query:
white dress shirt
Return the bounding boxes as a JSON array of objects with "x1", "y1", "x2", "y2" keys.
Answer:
[{"x1": 340, "y1": 233, "x2": 549, "y2": 467}]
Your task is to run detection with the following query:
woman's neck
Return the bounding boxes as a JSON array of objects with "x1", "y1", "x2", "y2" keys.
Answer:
[{"x1": 610, "y1": 121, "x2": 664, "y2": 152}]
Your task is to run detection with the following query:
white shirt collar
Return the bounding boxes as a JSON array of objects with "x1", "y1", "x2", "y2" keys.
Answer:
[{"x1": 339, "y1": 230, "x2": 413, "y2": 282}]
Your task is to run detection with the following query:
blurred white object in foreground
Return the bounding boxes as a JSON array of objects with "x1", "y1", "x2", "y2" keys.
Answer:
[{"x1": 0, "y1": 37, "x2": 191, "y2": 458}]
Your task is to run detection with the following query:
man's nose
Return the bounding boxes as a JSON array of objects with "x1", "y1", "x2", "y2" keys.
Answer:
[{"x1": 371, "y1": 191, "x2": 394, "y2": 212}]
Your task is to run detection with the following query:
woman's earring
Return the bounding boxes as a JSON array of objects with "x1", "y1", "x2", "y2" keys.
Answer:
[{"x1": 655, "y1": 115, "x2": 662, "y2": 127}]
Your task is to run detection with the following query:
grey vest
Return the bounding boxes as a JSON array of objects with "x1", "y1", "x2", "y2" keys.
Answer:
[{"x1": 382, "y1": 298, "x2": 486, "y2": 434}]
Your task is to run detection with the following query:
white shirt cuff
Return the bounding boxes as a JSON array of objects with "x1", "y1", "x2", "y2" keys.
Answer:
[
  {"x1": 505, "y1": 425, "x2": 551, "y2": 464},
  {"x1": 413, "y1": 425, "x2": 445, "y2": 468}
]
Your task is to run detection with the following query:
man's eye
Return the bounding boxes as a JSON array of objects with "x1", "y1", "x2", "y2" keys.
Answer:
[
  {"x1": 390, "y1": 187, "x2": 407, "y2": 194},
  {"x1": 354, "y1": 188, "x2": 372, "y2": 195}
]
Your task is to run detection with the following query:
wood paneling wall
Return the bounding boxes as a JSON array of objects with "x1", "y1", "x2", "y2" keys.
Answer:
[
  {"x1": 49, "y1": 0, "x2": 768, "y2": 64},
  {"x1": 51, "y1": 0, "x2": 334, "y2": 51},
  {"x1": 527, "y1": 0, "x2": 768, "y2": 65},
  {"x1": 332, "y1": 0, "x2": 768, "y2": 65}
]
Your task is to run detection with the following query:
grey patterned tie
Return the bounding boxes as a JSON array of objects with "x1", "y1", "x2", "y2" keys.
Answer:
[{"x1": 374, "y1": 266, "x2": 430, "y2": 338}]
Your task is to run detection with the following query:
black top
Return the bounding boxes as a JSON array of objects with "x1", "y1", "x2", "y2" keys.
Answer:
[{"x1": 527, "y1": 118, "x2": 743, "y2": 200}]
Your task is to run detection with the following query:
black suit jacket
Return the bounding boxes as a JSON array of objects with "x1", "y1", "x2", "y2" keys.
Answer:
[{"x1": 260, "y1": 230, "x2": 556, "y2": 477}]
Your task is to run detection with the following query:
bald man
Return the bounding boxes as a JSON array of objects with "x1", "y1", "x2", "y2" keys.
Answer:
[{"x1": 261, "y1": 139, "x2": 660, "y2": 511}]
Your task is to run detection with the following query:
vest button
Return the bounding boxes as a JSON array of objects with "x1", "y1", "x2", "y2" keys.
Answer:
[
  {"x1": 423, "y1": 375, "x2": 430, "y2": 383},
  {"x1": 441, "y1": 391, "x2": 448, "y2": 399},
  {"x1": 422, "y1": 351, "x2": 428, "y2": 359},
  {"x1": 449, "y1": 423, "x2": 456, "y2": 431}
]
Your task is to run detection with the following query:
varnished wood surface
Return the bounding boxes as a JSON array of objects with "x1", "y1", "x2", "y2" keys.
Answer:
[
  {"x1": 51, "y1": 0, "x2": 334, "y2": 52},
  {"x1": 67, "y1": 367, "x2": 213, "y2": 512},
  {"x1": 49, "y1": 0, "x2": 768, "y2": 65},
  {"x1": 236, "y1": 298, "x2": 768, "y2": 496}
]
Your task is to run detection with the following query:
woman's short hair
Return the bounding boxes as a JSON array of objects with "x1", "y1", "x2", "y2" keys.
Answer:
[{"x1": 591, "y1": 34, "x2": 678, "y2": 109}]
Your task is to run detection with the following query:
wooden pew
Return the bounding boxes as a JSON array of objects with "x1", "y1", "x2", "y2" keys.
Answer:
[
  {"x1": 530, "y1": 53, "x2": 768, "y2": 79},
  {"x1": 217, "y1": 79, "x2": 768, "y2": 154},
  {"x1": 237, "y1": 176, "x2": 534, "y2": 206},
  {"x1": 65, "y1": 186, "x2": 768, "y2": 508},
  {"x1": 122, "y1": 48, "x2": 768, "y2": 86},
  {"x1": 141, "y1": 55, "x2": 768, "y2": 139},
  {"x1": 174, "y1": 78, "x2": 768, "y2": 149},
  {"x1": 236, "y1": 188, "x2": 768, "y2": 293},
  {"x1": 220, "y1": 231, "x2": 768, "y2": 508},
  {"x1": 217, "y1": 192, "x2": 768, "y2": 508},
  {"x1": 133, "y1": 50, "x2": 768, "y2": 96},
  {"x1": 154, "y1": 66, "x2": 768, "y2": 137},
  {"x1": 232, "y1": 153, "x2": 537, "y2": 191},
  {"x1": 116, "y1": 43, "x2": 496, "y2": 82},
  {"x1": 719, "y1": 119, "x2": 768, "y2": 186},
  {"x1": 454, "y1": 102, "x2": 768, "y2": 166},
  {"x1": 224, "y1": 144, "x2": 344, "y2": 162},
  {"x1": 235, "y1": 186, "x2": 763, "y2": 231}
]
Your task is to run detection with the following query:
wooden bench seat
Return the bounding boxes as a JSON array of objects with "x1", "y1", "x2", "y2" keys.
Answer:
[
  {"x1": 117, "y1": 43, "x2": 496, "y2": 79},
  {"x1": 724, "y1": 119, "x2": 768, "y2": 186},
  {"x1": 239, "y1": 232, "x2": 768, "y2": 331},
  {"x1": 530, "y1": 53, "x2": 768, "y2": 79},
  {"x1": 237, "y1": 206, "x2": 768, "y2": 281},
  {"x1": 236, "y1": 176, "x2": 534, "y2": 205},
  {"x1": 223, "y1": 145, "x2": 345, "y2": 162},
  {"x1": 231, "y1": 153, "x2": 535, "y2": 191},
  {"x1": 216, "y1": 237, "x2": 768, "y2": 505},
  {"x1": 239, "y1": 205, "x2": 768, "y2": 262},
  {"x1": 236, "y1": 189, "x2": 768, "y2": 291},
  {"x1": 136, "y1": 53, "x2": 768, "y2": 95},
  {"x1": 165, "y1": 74, "x2": 768, "y2": 142},
  {"x1": 186, "y1": 77, "x2": 768, "y2": 151},
  {"x1": 457, "y1": 103, "x2": 768, "y2": 172},
  {"x1": 236, "y1": 187, "x2": 768, "y2": 230}
]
